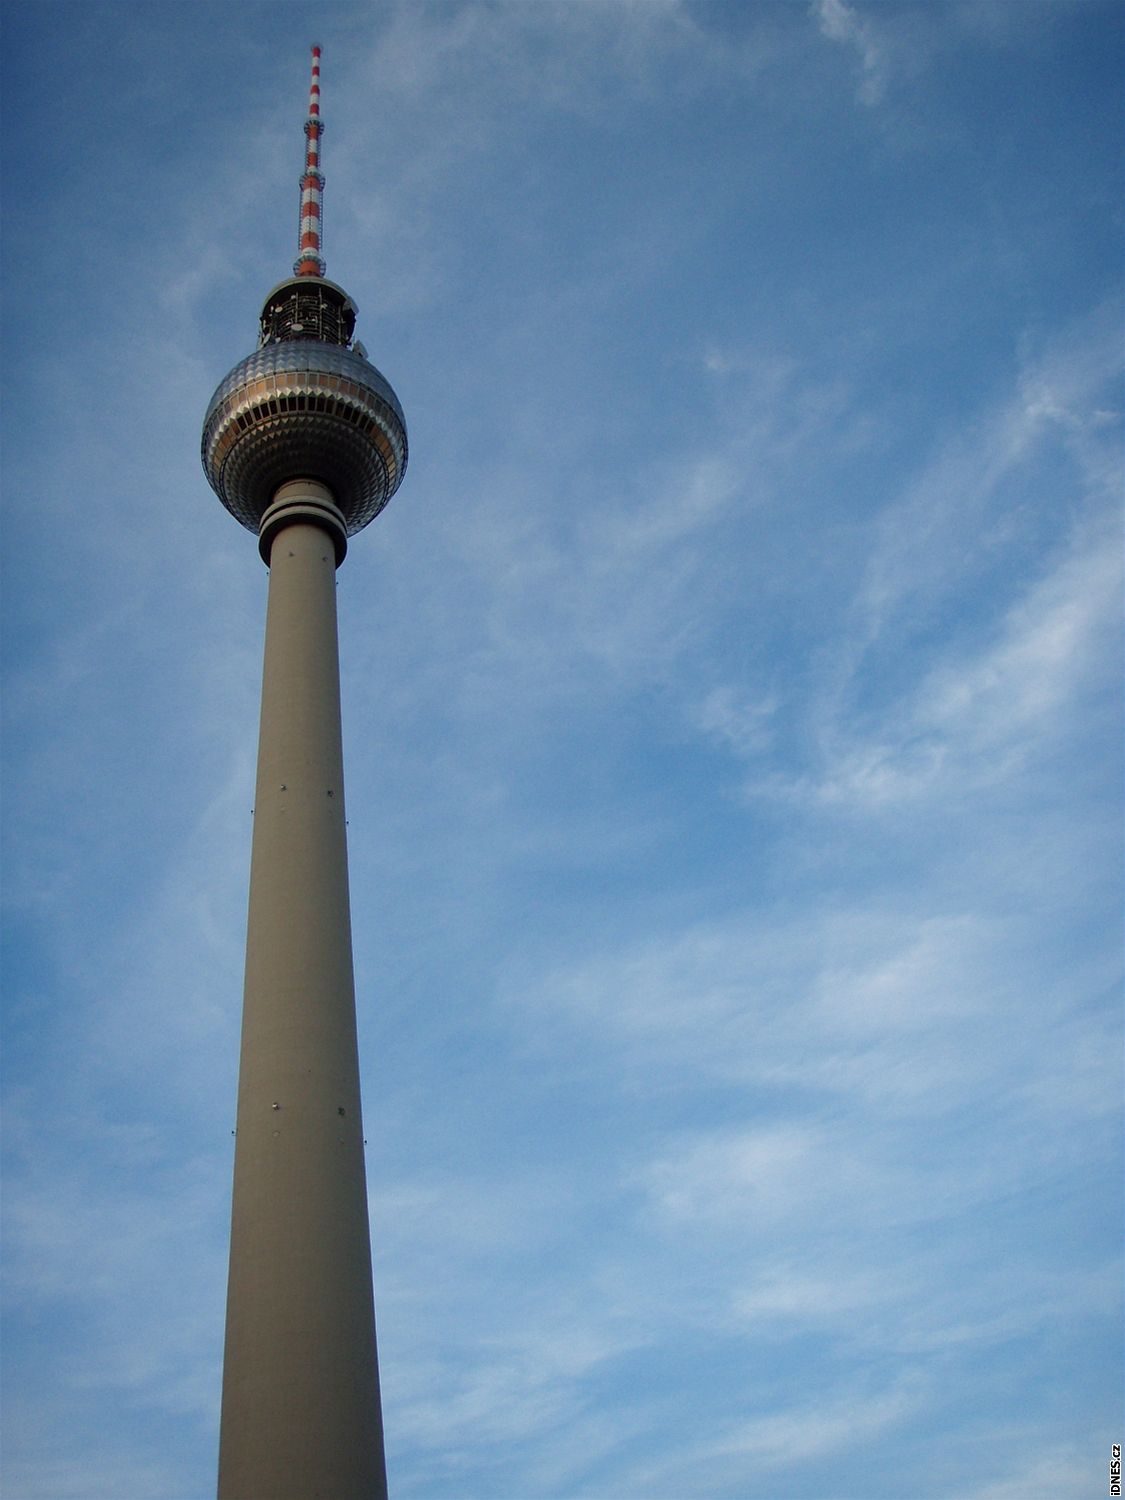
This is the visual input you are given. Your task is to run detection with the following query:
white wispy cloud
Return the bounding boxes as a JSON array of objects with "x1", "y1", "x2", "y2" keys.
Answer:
[
  {"x1": 813, "y1": 0, "x2": 887, "y2": 104},
  {"x1": 605, "y1": 1374, "x2": 928, "y2": 1496},
  {"x1": 688, "y1": 310, "x2": 1125, "y2": 815},
  {"x1": 804, "y1": 517, "x2": 1120, "y2": 809},
  {"x1": 960, "y1": 1443, "x2": 1101, "y2": 1500},
  {"x1": 715, "y1": 1376, "x2": 923, "y2": 1464}
]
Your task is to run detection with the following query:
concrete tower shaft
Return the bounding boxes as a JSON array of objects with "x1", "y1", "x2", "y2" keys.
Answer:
[{"x1": 218, "y1": 482, "x2": 386, "y2": 1499}]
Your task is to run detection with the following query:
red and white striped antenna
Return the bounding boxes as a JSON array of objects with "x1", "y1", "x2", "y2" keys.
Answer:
[{"x1": 295, "y1": 46, "x2": 326, "y2": 277}]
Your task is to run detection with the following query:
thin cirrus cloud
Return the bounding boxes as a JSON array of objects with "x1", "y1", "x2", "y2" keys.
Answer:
[{"x1": 813, "y1": 0, "x2": 888, "y2": 105}]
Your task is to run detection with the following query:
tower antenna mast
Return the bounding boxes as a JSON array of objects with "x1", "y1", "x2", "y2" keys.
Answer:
[{"x1": 296, "y1": 45, "x2": 326, "y2": 277}]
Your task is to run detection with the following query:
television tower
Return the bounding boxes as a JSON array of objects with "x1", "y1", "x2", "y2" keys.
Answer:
[{"x1": 201, "y1": 47, "x2": 406, "y2": 1500}]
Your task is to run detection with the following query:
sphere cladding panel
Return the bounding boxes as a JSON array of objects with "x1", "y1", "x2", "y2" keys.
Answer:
[{"x1": 202, "y1": 341, "x2": 408, "y2": 536}]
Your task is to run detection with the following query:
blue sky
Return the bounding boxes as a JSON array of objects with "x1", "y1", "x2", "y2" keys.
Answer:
[{"x1": 1, "y1": 2, "x2": 1121, "y2": 1497}]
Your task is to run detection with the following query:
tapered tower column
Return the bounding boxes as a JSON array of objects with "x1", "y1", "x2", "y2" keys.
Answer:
[{"x1": 217, "y1": 480, "x2": 387, "y2": 1500}]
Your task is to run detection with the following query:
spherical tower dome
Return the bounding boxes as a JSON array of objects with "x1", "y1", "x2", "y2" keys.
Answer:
[{"x1": 202, "y1": 276, "x2": 408, "y2": 544}]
